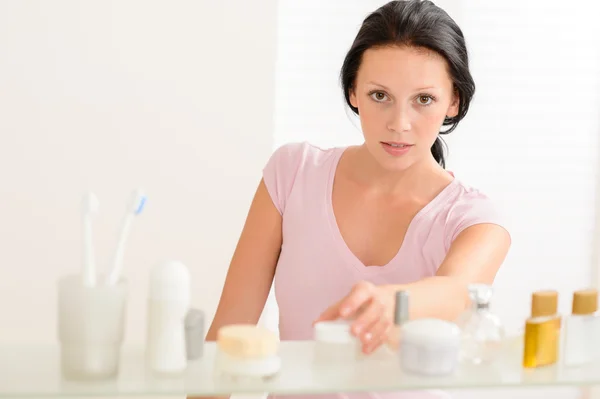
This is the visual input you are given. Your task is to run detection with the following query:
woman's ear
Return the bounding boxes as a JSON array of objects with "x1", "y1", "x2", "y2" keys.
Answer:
[
  {"x1": 447, "y1": 89, "x2": 460, "y2": 118},
  {"x1": 349, "y1": 87, "x2": 358, "y2": 109}
]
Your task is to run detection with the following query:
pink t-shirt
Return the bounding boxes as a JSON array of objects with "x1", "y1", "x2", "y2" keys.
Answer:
[{"x1": 262, "y1": 142, "x2": 507, "y2": 399}]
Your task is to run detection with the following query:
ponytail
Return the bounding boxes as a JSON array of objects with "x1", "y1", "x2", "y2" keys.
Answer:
[{"x1": 431, "y1": 137, "x2": 447, "y2": 168}]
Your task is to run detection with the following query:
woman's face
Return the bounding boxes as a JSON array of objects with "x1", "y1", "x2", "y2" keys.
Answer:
[{"x1": 349, "y1": 45, "x2": 459, "y2": 172}]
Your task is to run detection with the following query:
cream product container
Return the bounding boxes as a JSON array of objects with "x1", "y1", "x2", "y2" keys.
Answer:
[
  {"x1": 215, "y1": 324, "x2": 281, "y2": 380},
  {"x1": 523, "y1": 290, "x2": 561, "y2": 368},
  {"x1": 313, "y1": 320, "x2": 361, "y2": 362},
  {"x1": 185, "y1": 308, "x2": 205, "y2": 360},
  {"x1": 57, "y1": 273, "x2": 127, "y2": 381},
  {"x1": 146, "y1": 260, "x2": 190, "y2": 375},
  {"x1": 564, "y1": 289, "x2": 599, "y2": 367},
  {"x1": 399, "y1": 318, "x2": 460, "y2": 376}
]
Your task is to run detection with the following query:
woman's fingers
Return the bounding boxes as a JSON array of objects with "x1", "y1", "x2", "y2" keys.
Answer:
[
  {"x1": 313, "y1": 300, "x2": 342, "y2": 323},
  {"x1": 362, "y1": 318, "x2": 392, "y2": 353},
  {"x1": 339, "y1": 281, "x2": 376, "y2": 318},
  {"x1": 314, "y1": 281, "x2": 376, "y2": 323},
  {"x1": 351, "y1": 297, "x2": 392, "y2": 353},
  {"x1": 351, "y1": 296, "x2": 384, "y2": 336},
  {"x1": 314, "y1": 282, "x2": 397, "y2": 354}
]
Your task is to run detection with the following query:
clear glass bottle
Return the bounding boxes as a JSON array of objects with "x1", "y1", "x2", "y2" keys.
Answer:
[{"x1": 455, "y1": 284, "x2": 505, "y2": 365}]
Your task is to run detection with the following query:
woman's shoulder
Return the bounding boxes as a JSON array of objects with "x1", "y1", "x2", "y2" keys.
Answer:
[
  {"x1": 439, "y1": 177, "x2": 510, "y2": 245},
  {"x1": 262, "y1": 141, "x2": 344, "y2": 214},
  {"x1": 445, "y1": 179, "x2": 499, "y2": 210},
  {"x1": 267, "y1": 141, "x2": 343, "y2": 169}
]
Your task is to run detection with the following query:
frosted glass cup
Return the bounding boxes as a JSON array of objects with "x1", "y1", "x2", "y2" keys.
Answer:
[{"x1": 57, "y1": 274, "x2": 127, "y2": 380}]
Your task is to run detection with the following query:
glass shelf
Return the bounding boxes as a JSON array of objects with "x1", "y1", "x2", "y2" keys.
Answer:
[{"x1": 0, "y1": 339, "x2": 598, "y2": 397}]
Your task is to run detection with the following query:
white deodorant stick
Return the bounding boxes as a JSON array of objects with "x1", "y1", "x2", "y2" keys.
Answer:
[{"x1": 146, "y1": 260, "x2": 191, "y2": 374}]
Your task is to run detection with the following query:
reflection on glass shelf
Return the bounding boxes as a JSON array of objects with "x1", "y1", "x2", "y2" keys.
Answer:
[{"x1": 0, "y1": 339, "x2": 598, "y2": 397}]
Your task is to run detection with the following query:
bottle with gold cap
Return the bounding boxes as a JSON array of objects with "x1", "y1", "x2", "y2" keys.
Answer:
[
  {"x1": 523, "y1": 290, "x2": 561, "y2": 368},
  {"x1": 563, "y1": 288, "x2": 598, "y2": 367}
]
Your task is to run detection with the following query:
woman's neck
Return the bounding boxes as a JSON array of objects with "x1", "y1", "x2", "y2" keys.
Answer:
[{"x1": 341, "y1": 144, "x2": 452, "y2": 199}]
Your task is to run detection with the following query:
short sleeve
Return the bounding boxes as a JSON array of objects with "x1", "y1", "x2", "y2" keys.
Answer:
[
  {"x1": 444, "y1": 190, "x2": 510, "y2": 249},
  {"x1": 262, "y1": 142, "x2": 306, "y2": 215}
]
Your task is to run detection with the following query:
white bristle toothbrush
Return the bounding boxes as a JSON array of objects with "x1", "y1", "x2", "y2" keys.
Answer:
[
  {"x1": 82, "y1": 191, "x2": 100, "y2": 287},
  {"x1": 106, "y1": 189, "x2": 147, "y2": 286}
]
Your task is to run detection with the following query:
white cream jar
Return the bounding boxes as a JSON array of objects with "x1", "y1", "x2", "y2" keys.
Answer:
[
  {"x1": 399, "y1": 318, "x2": 460, "y2": 376},
  {"x1": 313, "y1": 320, "x2": 361, "y2": 363}
]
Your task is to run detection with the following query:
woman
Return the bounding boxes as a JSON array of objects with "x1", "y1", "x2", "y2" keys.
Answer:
[{"x1": 206, "y1": 0, "x2": 510, "y2": 397}]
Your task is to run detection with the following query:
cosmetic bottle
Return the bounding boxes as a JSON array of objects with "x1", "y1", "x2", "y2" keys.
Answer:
[
  {"x1": 523, "y1": 290, "x2": 561, "y2": 368},
  {"x1": 563, "y1": 288, "x2": 598, "y2": 367},
  {"x1": 387, "y1": 290, "x2": 409, "y2": 351},
  {"x1": 455, "y1": 284, "x2": 505, "y2": 365},
  {"x1": 185, "y1": 308, "x2": 205, "y2": 360},
  {"x1": 146, "y1": 260, "x2": 190, "y2": 374}
]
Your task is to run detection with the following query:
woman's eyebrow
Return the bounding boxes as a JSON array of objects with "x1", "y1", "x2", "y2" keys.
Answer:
[{"x1": 366, "y1": 81, "x2": 440, "y2": 92}]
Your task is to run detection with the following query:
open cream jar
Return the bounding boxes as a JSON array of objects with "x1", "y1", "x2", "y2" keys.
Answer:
[{"x1": 399, "y1": 318, "x2": 460, "y2": 376}]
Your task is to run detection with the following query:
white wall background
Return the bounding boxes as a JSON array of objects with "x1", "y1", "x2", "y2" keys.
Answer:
[
  {"x1": 271, "y1": 0, "x2": 600, "y2": 398},
  {"x1": 272, "y1": 0, "x2": 600, "y2": 336},
  {"x1": 0, "y1": 0, "x2": 278, "y2": 347},
  {"x1": 1, "y1": 0, "x2": 600, "y2": 399}
]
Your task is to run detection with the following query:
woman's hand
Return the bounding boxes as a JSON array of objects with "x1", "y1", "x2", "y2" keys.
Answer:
[{"x1": 314, "y1": 281, "x2": 397, "y2": 354}]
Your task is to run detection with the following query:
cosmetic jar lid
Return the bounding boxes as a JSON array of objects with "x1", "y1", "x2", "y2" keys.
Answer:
[
  {"x1": 400, "y1": 319, "x2": 460, "y2": 346},
  {"x1": 217, "y1": 324, "x2": 279, "y2": 358},
  {"x1": 572, "y1": 289, "x2": 598, "y2": 315},
  {"x1": 314, "y1": 320, "x2": 355, "y2": 344},
  {"x1": 149, "y1": 260, "x2": 190, "y2": 303}
]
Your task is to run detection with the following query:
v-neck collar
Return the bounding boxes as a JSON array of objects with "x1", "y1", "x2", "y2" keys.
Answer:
[{"x1": 325, "y1": 146, "x2": 459, "y2": 275}]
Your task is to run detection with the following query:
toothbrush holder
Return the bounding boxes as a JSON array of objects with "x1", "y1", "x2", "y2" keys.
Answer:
[{"x1": 57, "y1": 273, "x2": 128, "y2": 380}]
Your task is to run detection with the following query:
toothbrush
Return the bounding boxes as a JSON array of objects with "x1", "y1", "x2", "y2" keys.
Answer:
[
  {"x1": 82, "y1": 191, "x2": 100, "y2": 287},
  {"x1": 106, "y1": 189, "x2": 147, "y2": 285}
]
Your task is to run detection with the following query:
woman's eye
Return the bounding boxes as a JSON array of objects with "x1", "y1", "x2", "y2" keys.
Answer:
[
  {"x1": 417, "y1": 95, "x2": 433, "y2": 106},
  {"x1": 370, "y1": 91, "x2": 388, "y2": 102}
]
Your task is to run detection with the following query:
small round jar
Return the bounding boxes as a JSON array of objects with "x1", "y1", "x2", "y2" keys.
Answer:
[
  {"x1": 399, "y1": 319, "x2": 461, "y2": 376},
  {"x1": 215, "y1": 324, "x2": 281, "y2": 380},
  {"x1": 313, "y1": 320, "x2": 361, "y2": 363}
]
